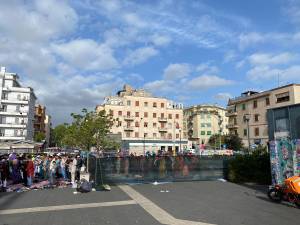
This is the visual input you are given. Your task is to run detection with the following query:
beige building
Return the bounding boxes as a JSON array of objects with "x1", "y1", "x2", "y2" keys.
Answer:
[
  {"x1": 96, "y1": 85, "x2": 187, "y2": 155},
  {"x1": 227, "y1": 84, "x2": 300, "y2": 148},
  {"x1": 183, "y1": 105, "x2": 228, "y2": 147}
]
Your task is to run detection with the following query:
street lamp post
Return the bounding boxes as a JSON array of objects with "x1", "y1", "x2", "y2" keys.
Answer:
[
  {"x1": 179, "y1": 128, "x2": 182, "y2": 153},
  {"x1": 244, "y1": 114, "x2": 251, "y2": 152}
]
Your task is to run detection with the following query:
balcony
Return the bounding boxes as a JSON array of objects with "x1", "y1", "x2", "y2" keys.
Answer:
[
  {"x1": 123, "y1": 126, "x2": 134, "y2": 131},
  {"x1": 123, "y1": 115, "x2": 134, "y2": 121},
  {"x1": 225, "y1": 111, "x2": 238, "y2": 117},
  {"x1": 0, "y1": 110, "x2": 28, "y2": 116},
  {"x1": 158, "y1": 127, "x2": 168, "y2": 132},
  {"x1": 228, "y1": 124, "x2": 239, "y2": 129},
  {"x1": 1, "y1": 98, "x2": 29, "y2": 104},
  {"x1": 158, "y1": 117, "x2": 167, "y2": 122},
  {"x1": 0, "y1": 123, "x2": 27, "y2": 128}
]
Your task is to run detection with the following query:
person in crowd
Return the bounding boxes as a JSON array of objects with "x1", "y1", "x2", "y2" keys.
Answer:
[
  {"x1": 26, "y1": 155, "x2": 34, "y2": 187},
  {"x1": 60, "y1": 156, "x2": 67, "y2": 180},
  {"x1": 0, "y1": 156, "x2": 9, "y2": 190},
  {"x1": 49, "y1": 160, "x2": 57, "y2": 186},
  {"x1": 75, "y1": 155, "x2": 82, "y2": 181},
  {"x1": 71, "y1": 156, "x2": 77, "y2": 186}
]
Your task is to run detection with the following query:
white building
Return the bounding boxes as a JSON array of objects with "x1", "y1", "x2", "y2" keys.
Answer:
[{"x1": 0, "y1": 67, "x2": 36, "y2": 142}]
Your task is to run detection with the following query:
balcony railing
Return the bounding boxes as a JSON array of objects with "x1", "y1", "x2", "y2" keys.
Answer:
[
  {"x1": 158, "y1": 127, "x2": 168, "y2": 132},
  {"x1": 225, "y1": 111, "x2": 238, "y2": 117},
  {"x1": 158, "y1": 117, "x2": 167, "y2": 122},
  {"x1": 123, "y1": 115, "x2": 134, "y2": 120},
  {"x1": 123, "y1": 126, "x2": 134, "y2": 131},
  {"x1": 228, "y1": 124, "x2": 239, "y2": 129}
]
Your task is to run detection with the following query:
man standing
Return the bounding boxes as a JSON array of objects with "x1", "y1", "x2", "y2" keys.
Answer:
[{"x1": 26, "y1": 155, "x2": 34, "y2": 187}]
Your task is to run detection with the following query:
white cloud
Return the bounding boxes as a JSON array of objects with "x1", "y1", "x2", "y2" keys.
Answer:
[
  {"x1": 248, "y1": 52, "x2": 297, "y2": 66},
  {"x1": 123, "y1": 46, "x2": 158, "y2": 66},
  {"x1": 151, "y1": 34, "x2": 172, "y2": 46},
  {"x1": 144, "y1": 80, "x2": 173, "y2": 95},
  {"x1": 283, "y1": 0, "x2": 300, "y2": 26},
  {"x1": 163, "y1": 63, "x2": 191, "y2": 80},
  {"x1": 223, "y1": 50, "x2": 237, "y2": 63},
  {"x1": 123, "y1": 13, "x2": 147, "y2": 28},
  {"x1": 196, "y1": 62, "x2": 219, "y2": 74},
  {"x1": 247, "y1": 65, "x2": 300, "y2": 81},
  {"x1": 0, "y1": 0, "x2": 78, "y2": 42},
  {"x1": 52, "y1": 39, "x2": 118, "y2": 71},
  {"x1": 238, "y1": 32, "x2": 265, "y2": 49},
  {"x1": 187, "y1": 75, "x2": 234, "y2": 89},
  {"x1": 214, "y1": 92, "x2": 233, "y2": 100}
]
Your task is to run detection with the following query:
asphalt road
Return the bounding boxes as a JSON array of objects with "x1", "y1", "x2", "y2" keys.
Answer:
[{"x1": 0, "y1": 181, "x2": 299, "y2": 225}]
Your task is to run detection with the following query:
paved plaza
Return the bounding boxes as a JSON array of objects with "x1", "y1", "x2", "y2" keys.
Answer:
[{"x1": 0, "y1": 181, "x2": 299, "y2": 225}]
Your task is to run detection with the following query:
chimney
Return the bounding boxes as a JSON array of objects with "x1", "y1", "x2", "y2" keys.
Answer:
[{"x1": 1, "y1": 67, "x2": 6, "y2": 73}]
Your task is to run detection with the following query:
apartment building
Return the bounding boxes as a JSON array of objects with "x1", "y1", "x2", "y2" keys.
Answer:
[
  {"x1": 227, "y1": 84, "x2": 300, "y2": 147},
  {"x1": 34, "y1": 105, "x2": 52, "y2": 146},
  {"x1": 96, "y1": 84, "x2": 187, "y2": 155},
  {"x1": 0, "y1": 67, "x2": 36, "y2": 141},
  {"x1": 34, "y1": 104, "x2": 46, "y2": 137},
  {"x1": 184, "y1": 104, "x2": 228, "y2": 146}
]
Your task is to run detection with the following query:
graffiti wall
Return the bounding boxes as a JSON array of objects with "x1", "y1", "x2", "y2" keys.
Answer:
[{"x1": 270, "y1": 139, "x2": 300, "y2": 184}]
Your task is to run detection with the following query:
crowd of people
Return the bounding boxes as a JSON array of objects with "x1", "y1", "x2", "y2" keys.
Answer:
[{"x1": 0, "y1": 153, "x2": 86, "y2": 192}]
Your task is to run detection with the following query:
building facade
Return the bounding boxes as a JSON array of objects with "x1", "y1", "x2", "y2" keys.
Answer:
[
  {"x1": 183, "y1": 104, "x2": 228, "y2": 146},
  {"x1": 34, "y1": 104, "x2": 46, "y2": 137},
  {"x1": 96, "y1": 85, "x2": 187, "y2": 155},
  {"x1": 0, "y1": 67, "x2": 36, "y2": 141},
  {"x1": 227, "y1": 84, "x2": 300, "y2": 147},
  {"x1": 44, "y1": 115, "x2": 52, "y2": 147}
]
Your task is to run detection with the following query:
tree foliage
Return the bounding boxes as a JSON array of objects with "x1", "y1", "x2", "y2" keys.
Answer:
[
  {"x1": 34, "y1": 132, "x2": 46, "y2": 142},
  {"x1": 208, "y1": 134, "x2": 243, "y2": 151},
  {"x1": 52, "y1": 109, "x2": 117, "y2": 151}
]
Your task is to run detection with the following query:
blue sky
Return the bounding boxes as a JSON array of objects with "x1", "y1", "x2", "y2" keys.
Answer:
[{"x1": 0, "y1": 0, "x2": 300, "y2": 125}]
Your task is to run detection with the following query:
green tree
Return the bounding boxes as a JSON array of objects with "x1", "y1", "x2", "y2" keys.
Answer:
[
  {"x1": 52, "y1": 123, "x2": 68, "y2": 147},
  {"x1": 34, "y1": 132, "x2": 46, "y2": 142},
  {"x1": 208, "y1": 134, "x2": 226, "y2": 149},
  {"x1": 224, "y1": 134, "x2": 243, "y2": 151}
]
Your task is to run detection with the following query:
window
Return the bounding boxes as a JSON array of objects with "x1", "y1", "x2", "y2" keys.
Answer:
[
  {"x1": 126, "y1": 132, "x2": 131, "y2": 138},
  {"x1": 242, "y1": 104, "x2": 246, "y2": 110},
  {"x1": 127, "y1": 100, "x2": 131, "y2": 106},
  {"x1": 135, "y1": 122, "x2": 139, "y2": 127},
  {"x1": 234, "y1": 130, "x2": 238, "y2": 135},
  {"x1": 153, "y1": 113, "x2": 157, "y2": 118},
  {"x1": 117, "y1": 121, "x2": 122, "y2": 127},
  {"x1": 153, "y1": 133, "x2": 157, "y2": 138},
  {"x1": 161, "y1": 103, "x2": 164, "y2": 108},
  {"x1": 266, "y1": 97, "x2": 270, "y2": 106},
  {"x1": 135, "y1": 112, "x2": 139, "y2": 117},
  {"x1": 207, "y1": 131, "x2": 212, "y2": 135},
  {"x1": 200, "y1": 113, "x2": 205, "y2": 119},
  {"x1": 153, "y1": 123, "x2": 157, "y2": 128},
  {"x1": 254, "y1": 114, "x2": 259, "y2": 122},
  {"x1": 201, "y1": 131, "x2": 206, "y2": 135},
  {"x1": 168, "y1": 114, "x2": 172, "y2": 119},
  {"x1": 254, "y1": 127, "x2": 259, "y2": 136},
  {"x1": 161, "y1": 113, "x2": 164, "y2": 118},
  {"x1": 118, "y1": 111, "x2": 122, "y2": 116},
  {"x1": 127, "y1": 111, "x2": 130, "y2": 116},
  {"x1": 244, "y1": 129, "x2": 247, "y2": 136},
  {"x1": 144, "y1": 112, "x2": 148, "y2": 118},
  {"x1": 175, "y1": 114, "x2": 179, "y2": 119},
  {"x1": 153, "y1": 102, "x2": 157, "y2": 107},
  {"x1": 207, "y1": 114, "x2": 211, "y2": 119},
  {"x1": 206, "y1": 123, "x2": 211, "y2": 127},
  {"x1": 234, "y1": 118, "x2": 237, "y2": 125},
  {"x1": 176, "y1": 134, "x2": 179, "y2": 139},
  {"x1": 135, "y1": 132, "x2": 139, "y2": 138},
  {"x1": 276, "y1": 92, "x2": 290, "y2": 103},
  {"x1": 144, "y1": 102, "x2": 148, "y2": 107},
  {"x1": 135, "y1": 101, "x2": 139, "y2": 106},
  {"x1": 144, "y1": 133, "x2": 148, "y2": 138},
  {"x1": 168, "y1": 133, "x2": 172, "y2": 139},
  {"x1": 201, "y1": 123, "x2": 205, "y2": 127},
  {"x1": 144, "y1": 122, "x2": 148, "y2": 127},
  {"x1": 253, "y1": 100, "x2": 257, "y2": 108}
]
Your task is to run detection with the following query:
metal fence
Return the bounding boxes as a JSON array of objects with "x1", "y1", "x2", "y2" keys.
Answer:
[{"x1": 88, "y1": 154, "x2": 231, "y2": 185}]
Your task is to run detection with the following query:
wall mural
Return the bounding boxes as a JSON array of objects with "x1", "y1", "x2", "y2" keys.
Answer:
[{"x1": 270, "y1": 139, "x2": 300, "y2": 184}]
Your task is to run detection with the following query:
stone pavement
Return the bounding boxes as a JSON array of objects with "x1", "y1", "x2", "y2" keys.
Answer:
[{"x1": 0, "y1": 181, "x2": 299, "y2": 225}]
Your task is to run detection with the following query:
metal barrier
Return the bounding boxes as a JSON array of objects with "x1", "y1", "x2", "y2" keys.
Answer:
[{"x1": 88, "y1": 154, "x2": 231, "y2": 185}]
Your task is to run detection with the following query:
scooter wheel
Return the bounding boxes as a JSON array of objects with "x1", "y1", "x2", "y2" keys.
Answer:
[
  {"x1": 295, "y1": 195, "x2": 300, "y2": 208},
  {"x1": 268, "y1": 188, "x2": 282, "y2": 203}
]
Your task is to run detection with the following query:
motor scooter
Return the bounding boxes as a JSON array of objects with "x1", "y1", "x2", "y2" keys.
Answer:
[{"x1": 268, "y1": 176, "x2": 300, "y2": 208}]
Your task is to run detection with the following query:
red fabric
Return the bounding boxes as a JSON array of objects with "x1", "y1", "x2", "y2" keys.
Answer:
[{"x1": 26, "y1": 160, "x2": 34, "y2": 177}]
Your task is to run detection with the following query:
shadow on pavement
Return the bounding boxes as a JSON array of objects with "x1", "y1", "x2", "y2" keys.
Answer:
[{"x1": 236, "y1": 183, "x2": 269, "y2": 194}]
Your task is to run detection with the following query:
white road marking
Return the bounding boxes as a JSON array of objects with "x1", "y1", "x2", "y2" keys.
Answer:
[
  {"x1": 0, "y1": 200, "x2": 136, "y2": 215},
  {"x1": 118, "y1": 185, "x2": 215, "y2": 225}
]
